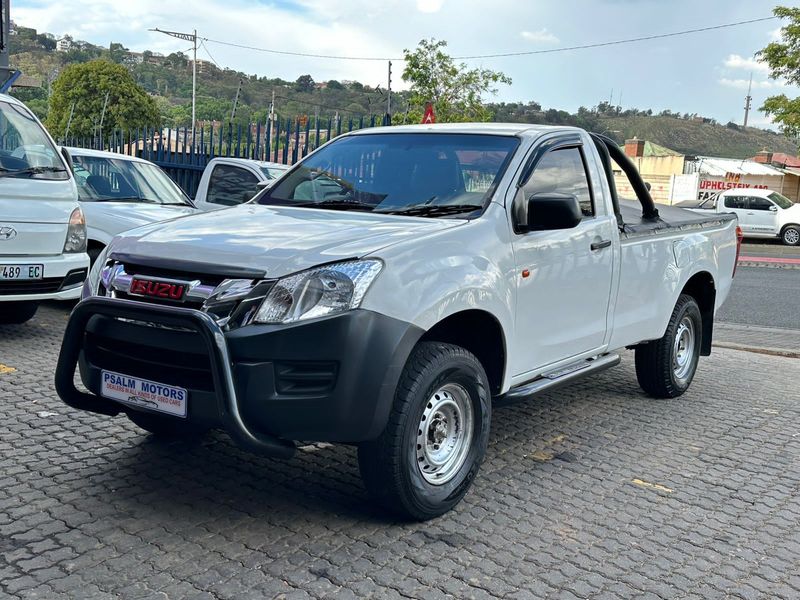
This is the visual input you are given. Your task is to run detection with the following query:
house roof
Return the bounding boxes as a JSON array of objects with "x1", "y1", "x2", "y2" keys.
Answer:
[
  {"x1": 642, "y1": 141, "x2": 682, "y2": 157},
  {"x1": 751, "y1": 152, "x2": 800, "y2": 168},
  {"x1": 693, "y1": 156, "x2": 784, "y2": 177}
]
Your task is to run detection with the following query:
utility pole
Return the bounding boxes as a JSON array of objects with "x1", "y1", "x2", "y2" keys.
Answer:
[
  {"x1": 743, "y1": 73, "x2": 753, "y2": 128},
  {"x1": 230, "y1": 78, "x2": 243, "y2": 123},
  {"x1": 150, "y1": 27, "x2": 197, "y2": 144},
  {"x1": 98, "y1": 90, "x2": 110, "y2": 147},
  {"x1": 387, "y1": 61, "x2": 392, "y2": 121},
  {"x1": 269, "y1": 90, "x2": 275, "y2": 125}
]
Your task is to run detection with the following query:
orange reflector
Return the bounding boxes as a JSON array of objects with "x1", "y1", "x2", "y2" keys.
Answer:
[{"x1": 521, "y1": 269, "x2": 530, "y2": 278}]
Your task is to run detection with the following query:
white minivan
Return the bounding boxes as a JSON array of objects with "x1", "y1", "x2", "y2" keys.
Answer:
[{"x1": 0, "y1": 94, "x2": 88, "y2": 324}]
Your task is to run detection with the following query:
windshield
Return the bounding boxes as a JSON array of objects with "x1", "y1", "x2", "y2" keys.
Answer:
[
  {"x1": 768, "y1": 192, "x2": 794, "y2": 210},
  {"x1": 260, "y1": 165, "x2": 288, "y2": 180},
  {"x1": 0, "y1": 100, "x2": 68, "y2": 180},
  {"x1": 258, "y1": 133, "x2": 519, "y2": 216},
  {"x1": 71, "y1": 154, "x2": 191, "y2": 205}
]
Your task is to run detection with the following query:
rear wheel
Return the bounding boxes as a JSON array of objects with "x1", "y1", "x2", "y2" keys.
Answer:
[
  {"x1": 635, "y1": 294, "x2": 702, "y2": 398},
  {"x1": 781, "y1": 225, "x2": 800, "y2": 246},
  {"x1": 358, "y1": 342, "x2": 491, "y2": 521},
  {"x1": 127, "y1": 411, "x2": 207, "y2": 438},
  {"x1": 0, "y1": 302, "x2": 39, "y2": 325}
]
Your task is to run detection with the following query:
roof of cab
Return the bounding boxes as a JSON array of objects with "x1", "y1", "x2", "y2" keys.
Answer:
[
  {"x1": 66, "y1": 146, "x2": 154, "y2": 165},
  {"x1": 0, "y1": 93, "x2": 24, "y2": 106},
  {"x1": 347, "y1": 122, "x2": 576, "y2": 137},
  {"x1": 207, "y1": 156, "x2": 288, "y2": 169}
]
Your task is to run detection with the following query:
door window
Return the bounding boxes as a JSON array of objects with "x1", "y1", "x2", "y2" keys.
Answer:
[
  {"x1": 206, "y1": 165, "x2": 260, "y2": 206},
  {"x1": 747, "y1": 196, "x2": 774, "y2": 211},
  {"x1": 517, "y1": 147, "x2": 594, "y2": 227},
  {"x1": 723, "y1": 196, "x2": 746, "y2": 209}
]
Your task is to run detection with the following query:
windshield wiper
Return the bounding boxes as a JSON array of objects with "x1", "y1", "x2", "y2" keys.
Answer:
[
  {"x1": 0, "y1": 166, "x2": 68, "y2": 178},
  {"x1": 92, "y1": 197, "x2": 158, "y2": 203},
  {"x1": 299, "y1": 198, "x2": 376, "y2": 211},
  {"x1": 377, "y1": 204, "x2": 484, "y2": 217}
]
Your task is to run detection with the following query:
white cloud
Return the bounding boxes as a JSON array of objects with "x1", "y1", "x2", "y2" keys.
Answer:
[
  {"x1": 416, "y1": 0, "x2": 445, "y2": 13},
  {"x1": 723, "y1": 54, "x2": 769, "y2": 73},
  {"x1": 769, "y1": 27, "x2": 782, "y2": 41},
  {"x1": 520, "y1": 29, "x2": 559, "y2": 44},
  {"x1": 718, "y1": 78, "x2": 781, "y2": 90}
]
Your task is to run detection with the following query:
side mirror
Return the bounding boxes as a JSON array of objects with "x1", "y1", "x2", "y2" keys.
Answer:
[
  {"x1": 769, "y1": 205, "x2": 778, "y2": 212},
  {"x1": 523, "y1": 193, "x2": 583, "y2": 232}
]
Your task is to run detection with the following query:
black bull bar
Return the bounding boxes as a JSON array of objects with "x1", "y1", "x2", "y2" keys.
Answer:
[{"x1": 54, "y1": 296, "x2": 296, "y2": 458}]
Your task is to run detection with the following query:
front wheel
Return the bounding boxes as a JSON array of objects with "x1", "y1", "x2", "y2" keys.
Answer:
[
  {"x1": 358, "y1": 342, "x2": 491, "y2": 521},
  {"x1": 781, "y1": 225, "x2": 800, "y2": 246},
  {"x1": 0, "y1": 302, "x2": 39, "y2": 325},
  {"x1": 635, "y1": 294, "x2": 702, "y2": 398}
]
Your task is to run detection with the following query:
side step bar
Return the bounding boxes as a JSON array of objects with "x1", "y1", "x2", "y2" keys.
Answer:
[{"x1": 497, "y1": 353, "x2": 621, "y2": 405}]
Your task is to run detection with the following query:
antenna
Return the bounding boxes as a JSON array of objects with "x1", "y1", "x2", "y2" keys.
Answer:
[{"x1": 743, "y1": 73, "x2": 753, "y2": 128}]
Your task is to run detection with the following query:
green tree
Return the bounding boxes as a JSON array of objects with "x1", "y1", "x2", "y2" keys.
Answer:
[
  {"x1": 757, "y1": 6, "x2": 800, "y2": 140},
  {"x1": 401, "y1": 38, "x2": 511, "y2": 123},
  {"x1": 295, "y1": 74, "x2": 315, "y2": 93},
  {"x1": 46, "y1": 60, "x2": 160, "y2": 139}
]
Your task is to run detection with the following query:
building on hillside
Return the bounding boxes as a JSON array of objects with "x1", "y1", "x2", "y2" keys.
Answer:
[
  {"x1": 124, "y1": 52, "x2": 145, "y2": 65},
  {"x1": 56, "y1": 37, "x2": 72, "y2": 52}
]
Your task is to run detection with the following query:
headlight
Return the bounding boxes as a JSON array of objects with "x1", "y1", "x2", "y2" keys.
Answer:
[
  {"x1": 82, "y1": 245, "x2": 109, "y2": 300},
  {"x1": 253, "y1": 259, "x2": 382, "y2": 324},
  {"x1": 63, "y1": 207, "x2": 87, "y2": 253}
]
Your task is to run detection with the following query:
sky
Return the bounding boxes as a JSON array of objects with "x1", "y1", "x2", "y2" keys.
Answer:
[{"x1": 12, "y1": 0, "x2": 800, "y2": 128}]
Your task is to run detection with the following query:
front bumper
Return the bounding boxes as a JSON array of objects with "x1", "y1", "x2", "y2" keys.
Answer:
[
  {"x1": 0, "y1": 252, "x2": 89, "y2": 301},
  {"x1": 55, "y1": 297, "x2": 423, "y2": 457}
]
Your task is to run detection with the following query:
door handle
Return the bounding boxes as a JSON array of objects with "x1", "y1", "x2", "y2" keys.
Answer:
[{"x1": 590, "y1": 239, "x2": 612, "y2": 251}]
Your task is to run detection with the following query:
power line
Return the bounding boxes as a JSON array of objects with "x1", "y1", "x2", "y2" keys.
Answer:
[{"x1": 200, "y1": 15, "x2": 777, "y2": 62}]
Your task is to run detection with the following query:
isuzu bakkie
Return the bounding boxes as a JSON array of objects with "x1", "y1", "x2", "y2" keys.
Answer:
[{"x1": 55, "y1": 124, "x2": 740, "y2": 520}]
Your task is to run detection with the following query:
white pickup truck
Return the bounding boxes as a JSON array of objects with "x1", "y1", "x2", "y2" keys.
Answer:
[
  {"x1": 685, "y1": 188, "x2": 800, "y2": 246},
  {"x1": 55, "y1": 124, "x2": 740, "y2": 520},
  {"x1": 193, "y1": 157, "x2": 288, "y2": 211}
]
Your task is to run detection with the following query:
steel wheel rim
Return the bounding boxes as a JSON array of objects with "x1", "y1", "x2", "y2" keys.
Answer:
[
  {"x1": 785, "y1": 229, "x2": 799, "y2": 245},
  {"x1": 416, "y1": 383, "x2": 474, "y2": 485},
  {"x1": 672, "y1": 316, "x2": 696, "y2": 382}
]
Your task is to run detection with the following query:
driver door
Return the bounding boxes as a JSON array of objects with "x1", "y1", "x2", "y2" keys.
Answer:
[{"x1": 509, "y1": 136, "x2": 616, "y2": 379}]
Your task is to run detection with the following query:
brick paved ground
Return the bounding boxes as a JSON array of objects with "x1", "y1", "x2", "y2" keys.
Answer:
[
  {"x1": 714, "y1": 322, "x2": 800, "y2": 358},
  {"x1": 1, "y1": 304, "x2": 799, "y2": 599}
]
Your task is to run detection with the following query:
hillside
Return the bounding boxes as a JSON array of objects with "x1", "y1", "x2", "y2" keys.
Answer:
[
  {"x1": 596, "y1": 115, "x2": 798, "y2": 159},
  {"x1": 7, "y1": 23, "x2": 799, "y2": 159}
]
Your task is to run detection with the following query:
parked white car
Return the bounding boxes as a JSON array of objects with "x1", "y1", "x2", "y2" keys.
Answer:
[
  {"x1": 0, "y1": 94, "x2": 88, "y2": 324},
  {"x1": 688, "y1": 188, "x2": 800, "y2": 246},
  {"x1": 193, "y1": 157, "x2": 288, "y2": 211},
  {"x1": 67, "y1": 148, "x2": 198, "y2": 263},
  {"x1": 57, "y1": 124, "x2": 738, "y2": 520}
]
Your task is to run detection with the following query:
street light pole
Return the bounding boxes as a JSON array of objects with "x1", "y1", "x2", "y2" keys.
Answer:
[{"x1": 149, "y1": 27, "x2": 197, "y2": 145}]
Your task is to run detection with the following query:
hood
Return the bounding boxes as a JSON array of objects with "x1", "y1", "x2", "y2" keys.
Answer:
[
  {"x1": 109, "y1": 204, "x2": 465, "y2": 278},
  {"x1": 0, "y1": 177, "x2": 78, "y2": 223},
  {"x1": 82, "y1": 202, "x2": 197, "y2": 232}
]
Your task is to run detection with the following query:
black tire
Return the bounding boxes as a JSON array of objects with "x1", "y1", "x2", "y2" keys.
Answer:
[
  {"x1": 0, "y1": 302, "x2": 39, "y2": 325},
  {"x1": 127, "y1": 411, "x2": 207, "y2": 438},
  {"x1": 358, "y1": 342, "x2": 491, "y2": 521},
  {"x1": 635, "y1": 294, "x2": 702, "y2": 398},
  {"x1": 781, "y1": 225, "x2": 800, "y2": 247}
]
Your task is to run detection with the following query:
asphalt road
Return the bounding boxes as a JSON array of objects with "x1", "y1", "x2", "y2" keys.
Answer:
[
  {"x1": 741, "y1": 239, "x2": 800, "y2": 259},
  {"x1": 717, "y1": 266, "x2": 800, "y2": 329}
]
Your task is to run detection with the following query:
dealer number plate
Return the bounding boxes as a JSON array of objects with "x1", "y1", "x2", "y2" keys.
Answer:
[{"x1": 101, "y1": 370, "x2": 187, "y2": 418}]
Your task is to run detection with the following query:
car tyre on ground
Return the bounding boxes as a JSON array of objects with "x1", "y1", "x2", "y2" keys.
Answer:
[
  {"x1": 358, "y1": 342, "x2": 491, "y2": 521},
  {"x1": 781, "y1": 225, "x2": 800, "y2": 246},
  {"x1": 0, "y1": 302, "x2": 39, "y2": 325},
  {"x1": 635, "y1": 294, "x2": 702, "y2": 398},
  {"x1": 127, "y1": 410, "x2": 207, "y2": 438}
]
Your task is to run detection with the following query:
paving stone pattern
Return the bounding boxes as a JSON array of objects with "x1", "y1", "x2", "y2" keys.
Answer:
[{"x1": 1, "y1": 304, "x2": 799, "y2": 599}]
